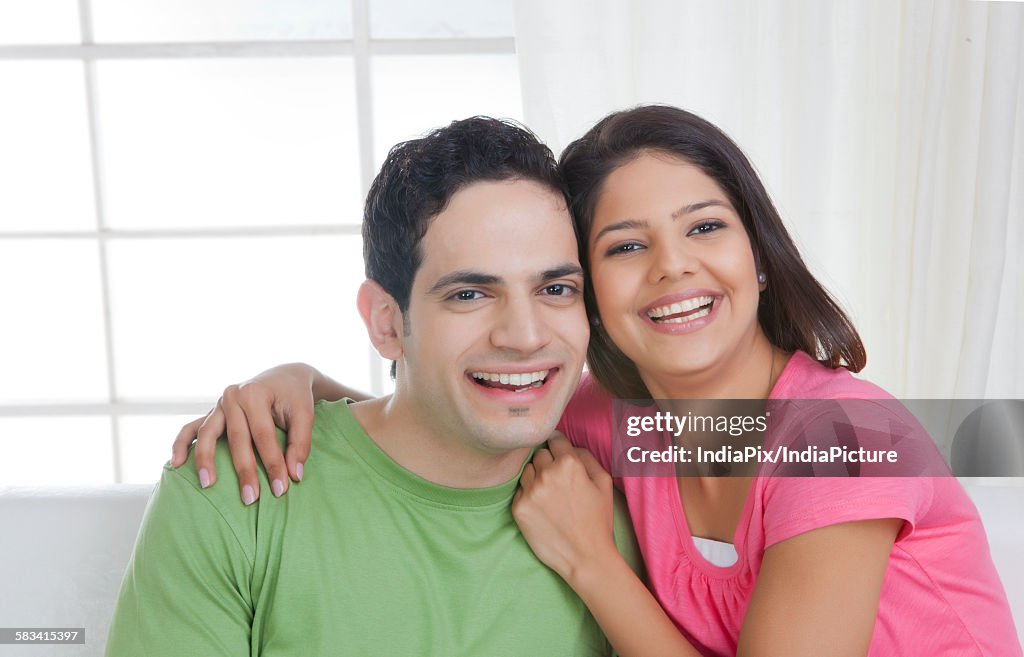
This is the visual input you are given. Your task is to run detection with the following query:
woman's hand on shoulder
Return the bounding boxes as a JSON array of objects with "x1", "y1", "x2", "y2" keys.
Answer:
[
  {"x1": 170, "y1": 363, "x2": 320, "y2": 505},
  {"x1": 512, "y1": 434, "x2": 618, "y2": 584}
]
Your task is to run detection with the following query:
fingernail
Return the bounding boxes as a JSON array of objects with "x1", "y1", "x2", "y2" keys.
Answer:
[
  {"x1": 271, "y1": 479, "x2": 285, "y2": 497},
  {"x1": 296, "y1": 463, "x2": 304, "y2": 482},
  {"x1": 199, "y1": 468, "x2": 211, "y2": 489},
  {"x1": 242, "y1": 485, "x2": 257, "y2": 506}
]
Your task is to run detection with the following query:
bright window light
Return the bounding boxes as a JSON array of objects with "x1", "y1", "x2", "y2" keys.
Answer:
[
  {"x1": 90, "y1": 0, "x2": 353, "y2": 43},
  {"x1": 0, "y1": 0, "x2": 521, "y2": 486}
]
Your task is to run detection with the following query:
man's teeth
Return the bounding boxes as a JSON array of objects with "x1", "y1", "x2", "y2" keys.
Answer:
[
  {"x1": 646, "y1": 296, "x2": 715, "y2": 321},
  {"x1": 470, "y1": 370, "x2": 549, "y2": 388}
]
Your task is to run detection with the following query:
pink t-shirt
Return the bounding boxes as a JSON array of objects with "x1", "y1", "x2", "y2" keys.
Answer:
[{"x1": 558, "y1": 351, "x2": 1021, "y2": 657}]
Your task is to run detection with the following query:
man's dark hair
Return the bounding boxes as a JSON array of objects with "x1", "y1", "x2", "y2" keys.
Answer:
[{"x1": 362, "y1": 116, "x2": 569, "y2": 378}]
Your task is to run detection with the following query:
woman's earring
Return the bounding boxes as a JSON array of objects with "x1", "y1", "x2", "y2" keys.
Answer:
[{"x1": 757, "y1": 272, "x2": 767, "y2": 285}]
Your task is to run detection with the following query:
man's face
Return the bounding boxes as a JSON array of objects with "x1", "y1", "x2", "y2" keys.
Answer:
[{"x1": 397, "y1": 179, "x2": 589, "y2": 454}]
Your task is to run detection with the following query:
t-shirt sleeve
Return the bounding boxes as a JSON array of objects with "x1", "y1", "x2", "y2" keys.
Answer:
[
  {"x1": 557, "y1": 373, "x2": 617, "y2": 473},
  {"x1": 761, "y1": 475, "x2": 934, "y2": 550},
  {"x1": 760, "y1": 397, "x2": 941, "y2": 548},
  {"x1": 105, "y1": 465, "x2": 255, "y2": 657}
]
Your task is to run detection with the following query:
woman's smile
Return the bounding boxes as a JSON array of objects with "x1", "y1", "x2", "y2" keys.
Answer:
[
  {"x1": 640, "y1": 289, "x2": 723, "y2": 333},
  {"x1": 588, "y1": 151, "x2": 765, "y2": 386}
]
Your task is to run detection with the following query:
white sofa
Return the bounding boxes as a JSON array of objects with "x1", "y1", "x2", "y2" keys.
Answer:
[{"x1": 1, "y1": 483, "x2": 1021, "y2": 656}]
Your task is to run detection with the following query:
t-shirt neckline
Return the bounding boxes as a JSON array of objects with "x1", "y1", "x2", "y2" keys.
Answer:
[
  {"x1": 317, "y1": 399, "x2": 530, "y2": 508},
  {"x1": 669, "y1": 350, "x2": 804, "y2": 577}
]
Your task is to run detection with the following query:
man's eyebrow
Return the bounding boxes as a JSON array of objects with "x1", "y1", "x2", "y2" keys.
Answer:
[
  {"x1": 427, "y1": 270, "x2": 503, "y2": 295},
  {"x1": 592, "y1": 219, "x2": 649, "y2": 243},
  {"x1": 671, "y1": 199, "x2": 731, "y2": 218},
  {"x1": 538, "y1": 263, "x2": 584, "y2": 282}
]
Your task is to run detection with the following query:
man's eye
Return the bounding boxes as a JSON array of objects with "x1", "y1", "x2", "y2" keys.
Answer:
[
  {"x1": 542, "y1": 284, "x2": 577, "y2": 297},
  {"x1": 449, "y1": 290, "x2": 484, "y2": 301}
]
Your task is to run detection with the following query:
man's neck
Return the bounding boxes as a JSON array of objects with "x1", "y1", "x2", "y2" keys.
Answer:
[{"x1": 349, "y1": 396, "x2": 533, "y2": 489}]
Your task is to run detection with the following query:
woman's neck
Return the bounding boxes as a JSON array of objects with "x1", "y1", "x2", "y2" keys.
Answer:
[{"x1": 642, "y1": 334, "x2": 788, "y2": 400}]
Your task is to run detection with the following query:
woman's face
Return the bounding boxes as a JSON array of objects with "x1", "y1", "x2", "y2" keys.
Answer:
[{"x1": 587, "y1": 151, "x2": 765, "y2": 387}]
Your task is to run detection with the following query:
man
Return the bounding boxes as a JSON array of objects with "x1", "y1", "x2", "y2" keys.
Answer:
[{"x1": 106, "y1": 117, "x2": 640, "y2": 656}]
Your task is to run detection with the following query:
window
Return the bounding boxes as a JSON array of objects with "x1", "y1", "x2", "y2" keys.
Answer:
[{"x1": 0, "y1": 0, "x2": 522, "y2": 484}]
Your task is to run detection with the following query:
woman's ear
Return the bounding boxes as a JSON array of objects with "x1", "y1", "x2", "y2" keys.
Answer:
[
  {"x1": 753, "y1": 250, "x2": 768, "y2": 292},
  {"x1": 357, "y1": 279, "x2": 404, "y2": 361}
]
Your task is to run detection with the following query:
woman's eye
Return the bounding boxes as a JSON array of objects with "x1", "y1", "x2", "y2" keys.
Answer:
[
  {"x1": 606, "y1": 241, "x2": 644, "y2": 256},
  {"x1": 449, "y1": 290, "x2": 484, "y2": 302},
  {"x1": 688, "y1": 220, "x2": 725, "y2": 236}
]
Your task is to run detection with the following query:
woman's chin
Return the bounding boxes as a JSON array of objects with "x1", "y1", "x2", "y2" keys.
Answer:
[{"x1": 634, "y1": 355, "x2": 721, "y2": 394}]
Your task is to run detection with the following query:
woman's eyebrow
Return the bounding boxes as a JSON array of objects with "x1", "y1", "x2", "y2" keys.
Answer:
[
  {"x1": 593, "y1": 200, "x2": 732, "y2": 243},
  {"x1": 671, "y1": 199, "x2": 730, "y2": 218},
  {"x1": 592, "y1": 219, "x2": 649, "y2": 243}
]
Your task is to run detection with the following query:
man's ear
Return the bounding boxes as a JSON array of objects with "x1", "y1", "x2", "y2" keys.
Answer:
[{"x1": 357, "y1": 279, "x2": 404, "y2": 361}]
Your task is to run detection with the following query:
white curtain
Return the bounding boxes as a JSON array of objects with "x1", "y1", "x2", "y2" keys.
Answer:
[{"x1": 513, "y1": 0, "x2": 1024, "y2": 399}]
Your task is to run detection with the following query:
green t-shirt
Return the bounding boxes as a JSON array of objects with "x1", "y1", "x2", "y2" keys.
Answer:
[{"x1": 106, "y1": 400, "x2": 643, "y2": 656}]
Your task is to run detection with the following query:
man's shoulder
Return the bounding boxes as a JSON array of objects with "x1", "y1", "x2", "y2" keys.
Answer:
[
  {"x1": 610, "y1": 490, "x2": 646, "y2": 581},
  {"x1": 168, "y1": 399, "x2": 357, "y2": 514},
  {"x1": 160, "y1": 443, "x2": 261, "y2": 548}
]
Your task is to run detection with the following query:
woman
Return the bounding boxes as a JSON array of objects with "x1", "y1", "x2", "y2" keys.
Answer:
[{"x1": 171, "y1": 106, "x2": 1020, "y2": 656}]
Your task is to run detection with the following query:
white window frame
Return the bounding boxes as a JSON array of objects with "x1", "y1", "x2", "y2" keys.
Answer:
[{"x1": 0, "y1": 0, "x2": 516, "y2": 482}]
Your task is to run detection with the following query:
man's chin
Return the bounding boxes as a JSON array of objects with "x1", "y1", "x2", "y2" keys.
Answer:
[{"x1": 471, "y1": 419, "x2": 561, "y2": 453}]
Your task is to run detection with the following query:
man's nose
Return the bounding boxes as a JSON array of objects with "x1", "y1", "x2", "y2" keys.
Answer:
[{"x1": 489, "y1": 296, "x2": 553, "y2": 354}]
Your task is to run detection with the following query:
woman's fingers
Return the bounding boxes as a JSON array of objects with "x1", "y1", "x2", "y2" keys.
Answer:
[
  {"x1": 283, "y1": 407, "x2": 314, "y2": 482},
  {"x1": 539, "y1": 436, "x2": 603, "y2": 486},
  {"x1": 218, "y1": 387, "x2": 261, "y2": 505},
  {"x1": 519, "y1": 462, "x2": 536, "y2": 489},
  {"x1": 193, "y1": 406, "x2": 226, "y2": 489},
  {"x1": 170, "y1": 364, "x2": 322, "y2": 503},
  {"x1": 575, "y1": 447, "x2": 612, "y2": 488},
  {"x1": 546, "y1": 434, "x2": 574, "y2": 457},
  {"x1": 170, "y1": 416, "x2": 204, "y2": 468},
  {"x1": 243, "y1": 401, "x2": 289, "y2": 498},
  {"x1": 532, "y1": 447, "x2": 554, "y2": 469}
]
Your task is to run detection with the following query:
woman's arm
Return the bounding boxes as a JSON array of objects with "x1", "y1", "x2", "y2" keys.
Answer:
[
  {"x1": 512, "y1": 438, "x2": 901, "y2": 657},
  {"x1": 169, "y1": 363, "x2": 370, "y2": 504},
  {"x1": 512, "y1": 437, "x2": 703, "y2": 657},
  {"x1": 737, "y1": 517, "x2": 901, "y2": 656}
]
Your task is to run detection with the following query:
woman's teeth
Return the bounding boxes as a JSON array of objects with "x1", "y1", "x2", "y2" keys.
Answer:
[
  {"x1": 659, "y1": 306, "x2": 712, "y2": 323},
  {"x1": 647, "y1": 296, "x2": 715, "y2": 323}
]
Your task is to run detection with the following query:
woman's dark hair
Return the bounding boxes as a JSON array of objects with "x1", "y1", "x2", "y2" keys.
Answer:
[{"x1": 559, "y1": 105, "x2": 866, "y2": 398}]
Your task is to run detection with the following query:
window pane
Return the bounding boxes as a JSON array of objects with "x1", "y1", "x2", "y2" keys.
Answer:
[
  {"x1": 96, "y1": 58, "x2": 361, "y2": 230},
  {"x1": 107, "y1": 235, "x2": 372, "y2": 400},
  {"x1": 0, "y1": 63, "x2": 96, "y2": 232},
  {"x1": 371, "y1": 0, "x2": 513, "y2": 39},
  {"x1": 0, "y1": 240, "x2": 110, "y2": 403},
  {"x1": 119, "y1": 415, "x2": 195, "y2": 483},
  {"x1": 0, "y1": 0, "x2": 80, "y2": 45},
  {"x1": 91, "y1": 0, "x2": 352, "y2": 43},
  {"x1": 372, "y1": 54, "x2": 523, "y2": 165},
  {"x1": 0, "y1": 417, "x2": 114, "y2": 485}
]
